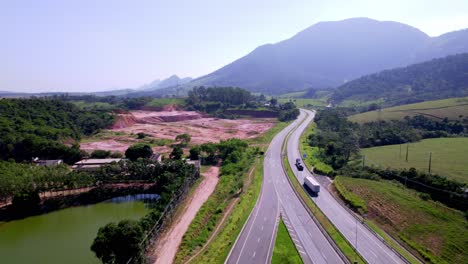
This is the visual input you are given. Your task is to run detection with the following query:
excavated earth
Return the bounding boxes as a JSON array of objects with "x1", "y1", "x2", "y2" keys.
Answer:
[{"x1": 81, "y1": 109, "x2": 275, "y2": 154}]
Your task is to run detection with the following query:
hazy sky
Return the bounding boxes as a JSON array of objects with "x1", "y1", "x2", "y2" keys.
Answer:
[{"x1": 1, "y1": 0, "x2": 468, "y2": 93}]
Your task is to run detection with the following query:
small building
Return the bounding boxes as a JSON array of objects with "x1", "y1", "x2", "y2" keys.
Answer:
[
  {"x1": 33, "y1": 158, "x2": 63, "y2": 166},
  {"x1": 72, "y1": 158, "x2": 123, "y2": 171},
  {"x1": 186, "y1": 159, "x2": 201, "y2": 169}
]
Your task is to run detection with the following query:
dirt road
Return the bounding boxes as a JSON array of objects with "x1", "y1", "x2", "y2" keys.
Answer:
[{"x1": 152, "y1": 166, "x2": 220, "y2": 264}]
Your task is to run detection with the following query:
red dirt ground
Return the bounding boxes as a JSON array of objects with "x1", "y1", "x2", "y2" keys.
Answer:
[
  {"x1": 81, "y1": 110, "x2": 275, "y2": 153},
  {"x1": 152, "y1": 166, "x2": 220, "y2": 264}
]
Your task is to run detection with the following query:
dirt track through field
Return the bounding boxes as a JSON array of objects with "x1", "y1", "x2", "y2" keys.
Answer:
[{"x1": 152, "y1": 166, "x2": 220, "y2": 264}]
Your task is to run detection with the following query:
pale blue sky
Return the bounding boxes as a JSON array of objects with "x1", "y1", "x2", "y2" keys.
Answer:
[{"x1": 1, "y1": 0, "x2": 468, "y2": 92}]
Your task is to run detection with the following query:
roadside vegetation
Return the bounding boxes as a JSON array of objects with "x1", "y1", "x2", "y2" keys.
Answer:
[
  {"x1": 174, "y1": 121, "x2": 290, "y2": 263},
  {"x1": 271, "y1": 219, "x2": 303, "y2": 264},
  {"x1": 335, "y1": 176, "x2": 467, "y2": 264},
  {"x1": 298, "y1": 121, "x2": 334, "y2": 175},
  {"x1": 281, "y1": 152, "x2": 365, "y2": 263},
  {"x1": 174, "y1": 139, "x2": 255, "y2": 263}
]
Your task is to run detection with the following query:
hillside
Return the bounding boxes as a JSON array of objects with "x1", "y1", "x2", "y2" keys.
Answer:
[
  {"x1": 332, "y1": 53, "x2": 468, "y2": 106},
  {"x1": 348, "y1": 97, "x2": 468, "y2": 123},
  {"x1": 190, "y1": 18, "x2": 468, "y2": 94},
  {"x1": 361, "y1": 137, "x2": 468, "y2": 184}
]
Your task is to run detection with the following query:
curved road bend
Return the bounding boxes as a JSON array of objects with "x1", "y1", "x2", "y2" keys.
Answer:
[
  {"x1": 287, "y1": 109, "x2": 405, "y2": 264},
  {"x1": 226, "y1": 111, "x2": 344, "y2": 264}
]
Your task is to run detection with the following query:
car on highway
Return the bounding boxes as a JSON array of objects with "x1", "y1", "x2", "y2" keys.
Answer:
[{"x1": 295, "y1": 158, "x2": 304, "y2": 171}]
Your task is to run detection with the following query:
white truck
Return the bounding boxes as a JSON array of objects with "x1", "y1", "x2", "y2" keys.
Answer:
[{"x1": 304, "y1": 176, "x2": 320, "y2": 193}]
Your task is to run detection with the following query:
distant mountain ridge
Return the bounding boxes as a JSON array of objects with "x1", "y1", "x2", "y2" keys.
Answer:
[
  {"x1": 331, "y1": 53, "x2": 468, "y2": 106},
  {"x1": 190, "y1": 18, "x2": 468, "y2": 94},
  {"x1": 139, "y1": 75, "x2": 192, "y2": 91}
]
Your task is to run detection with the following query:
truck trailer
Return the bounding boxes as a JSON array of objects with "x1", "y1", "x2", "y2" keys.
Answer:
[{"x1": 304, "y1": 176, "x2": 320, "y2": 193}]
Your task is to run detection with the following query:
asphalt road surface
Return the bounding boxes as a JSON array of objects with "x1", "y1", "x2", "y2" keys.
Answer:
[
  {"x1": 226, "y1": 111, "x2": 344, "y2": 264},
  {"x1": 287, "y1": 109, "x2": 405, "y2": 264}
]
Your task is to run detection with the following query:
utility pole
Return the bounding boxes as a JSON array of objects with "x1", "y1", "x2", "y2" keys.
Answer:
[
  {"x1": 399, "y1": 144, "x2": 402, "y2": 159},
  {"x1": 405, "y1": 144, "x2": 409, "y2": 162},
  {"x1": 428, "y1": 152, "x2": 432, "y2": 174}
]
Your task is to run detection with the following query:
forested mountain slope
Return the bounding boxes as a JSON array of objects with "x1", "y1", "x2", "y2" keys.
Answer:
[{"x1": 332, "y1": 53, "x2": 468, "y2": 106}]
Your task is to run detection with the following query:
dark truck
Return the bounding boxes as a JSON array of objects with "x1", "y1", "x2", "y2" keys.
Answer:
[{"x1": 295, "y1": 158, "x2": 304, "y2": 171}]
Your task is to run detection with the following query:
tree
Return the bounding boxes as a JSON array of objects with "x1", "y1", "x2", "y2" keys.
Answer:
[
  {"x1": 170, "y1": 146, "x2": 183, "y2": 160},
  {"x1": 270, "y1": 98, "x2": 277, "y2": 106},
  {"x1": 175, "y1": 133, "x2": 191, "y2": 146},
  {"x1": 125, "y1": 144, "x2": 153, "y2": 161},
  {"x1": 189, "y1": 146, "x2": 200, "y2": 160},
  {"x1": 91, "y1": 220, "x2": 144, "y2": 264},
  {"x1": 91, "y1": 150, "x2": 111, "y2": 159}
]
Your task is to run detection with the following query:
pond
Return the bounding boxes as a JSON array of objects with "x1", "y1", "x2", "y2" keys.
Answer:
[{"x1": 0, "y1": 194, "x2": 159, "y2": 264}]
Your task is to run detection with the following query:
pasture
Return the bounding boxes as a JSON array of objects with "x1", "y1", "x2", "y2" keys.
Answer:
[
  {"x1": 349, "y1": 97, "x2": 468, "y2": 123},
  {"x1": 334, "y1": 176, "x2": 467, "y2": 264},
  {"x1": 360, "y1": 138, "x2": 468, "y2": 183}
]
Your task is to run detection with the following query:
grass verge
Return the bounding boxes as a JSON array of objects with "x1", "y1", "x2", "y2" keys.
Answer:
[
  {"x1": 335, "y1": 176, "x2": 467, "y2": 264},
  {"x1": 174, "y1": 121, "x2": 290, "y2": 263},
  {"x1": 281, "y1": 154, "x2": 365, "y2": 263},
  {"x1": 271, "y1": 219, "x2": 303, "y2": 264},
  {"x1": 298, "y1": 121, "x2": 334, "y2": 175}
]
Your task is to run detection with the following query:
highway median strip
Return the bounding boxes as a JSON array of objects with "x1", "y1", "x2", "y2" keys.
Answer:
[{"x1": 281, "y1": 111, "x2": 366, "y2": 264}]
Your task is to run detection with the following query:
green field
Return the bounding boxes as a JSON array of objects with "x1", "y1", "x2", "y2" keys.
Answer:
[
  {"x1": 145, "y1": 98, "x2": 186, "y2": 108},
  {"x1": 271, "y1": 219, "x2": 303, "y2": 264},
  {"x1": 278, "y1": 98, "x2": 327, "y2": 108},
  {"x1": 334, "y1": 176, "x2": 467, "y2": 264},
  {"x1": 349, "y1": 97, "x2": 468, "y2": 123},
  {"x1": 360, "y1": 137, "x2": 468, "y2": 183}
]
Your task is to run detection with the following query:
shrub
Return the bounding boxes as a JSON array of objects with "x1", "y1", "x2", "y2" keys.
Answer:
[
  {"x1": 91, "y1": 150, "x2": 111, "y2": 159},
  {"x1": 125, "y1": 144, "x2": 153, "y2": 161}
]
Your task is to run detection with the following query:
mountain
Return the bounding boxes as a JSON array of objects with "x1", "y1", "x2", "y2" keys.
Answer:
[
  {"x1": 331, "y1": 53, "x2": 468, "y2": 107},
  {"x1": 191, "y1": 18, "x2": 468, "y2": 94},
  {"x1": 139, "y1": 75, "x2": 192, "y2": 91}
]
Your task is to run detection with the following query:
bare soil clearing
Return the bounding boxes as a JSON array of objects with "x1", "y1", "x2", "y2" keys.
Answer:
[
  {"x1": 152, "y1": 166, "x2": 220, "y2": 264},
  {"x1": 81, "y1": 110, "x2": 275, "y2": 153}
]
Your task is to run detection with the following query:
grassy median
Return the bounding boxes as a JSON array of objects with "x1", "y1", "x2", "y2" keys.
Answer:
[{"x1": 271, "y1": 219, "x2": 303, "y2": 264}]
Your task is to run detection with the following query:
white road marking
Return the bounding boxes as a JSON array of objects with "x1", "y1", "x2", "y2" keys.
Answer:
[
  {"x1": 252, "y1": 251, "x2": 256, "y2": 258},
  {"x1": 261, "y1": 225, "x2": 264, "y2": 230},
  {"x1": 257, "y1": 238, "x2": 260, "y2": 243}
]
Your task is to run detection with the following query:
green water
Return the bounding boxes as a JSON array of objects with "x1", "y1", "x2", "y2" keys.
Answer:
[{"x1": 0, "y1": 198, "x2": 151, "y2": 264}]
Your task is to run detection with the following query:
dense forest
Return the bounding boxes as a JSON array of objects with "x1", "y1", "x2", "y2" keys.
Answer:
[
  {"x1": 0, "y1": 98, "x2": 114, "y2": 163},
  {"x1": 332, "y1": 53, "x2": 468, "y2": 107},
  {"x1": 186, "y1": 86, "x2": 299, "y2": 121},
  {"x1": 56, "y1": 94, "x2": 153, "y2": 110}
]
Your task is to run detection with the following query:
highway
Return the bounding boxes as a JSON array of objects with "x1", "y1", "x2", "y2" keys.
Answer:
[
  {"x1": 287, "y1": 109, "x2": 405, "y2": 264},
  {"x1": 226, "y1": 111, "x2": 344, "y2": 264}
]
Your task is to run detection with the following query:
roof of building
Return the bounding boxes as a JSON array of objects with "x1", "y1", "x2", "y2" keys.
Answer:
[
  {"x1": 36, "y1": 159, "x2": 63, "y2": 166},
  {"x1": 73, "y1": 158, "x2": 122, "y2": 165}
]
